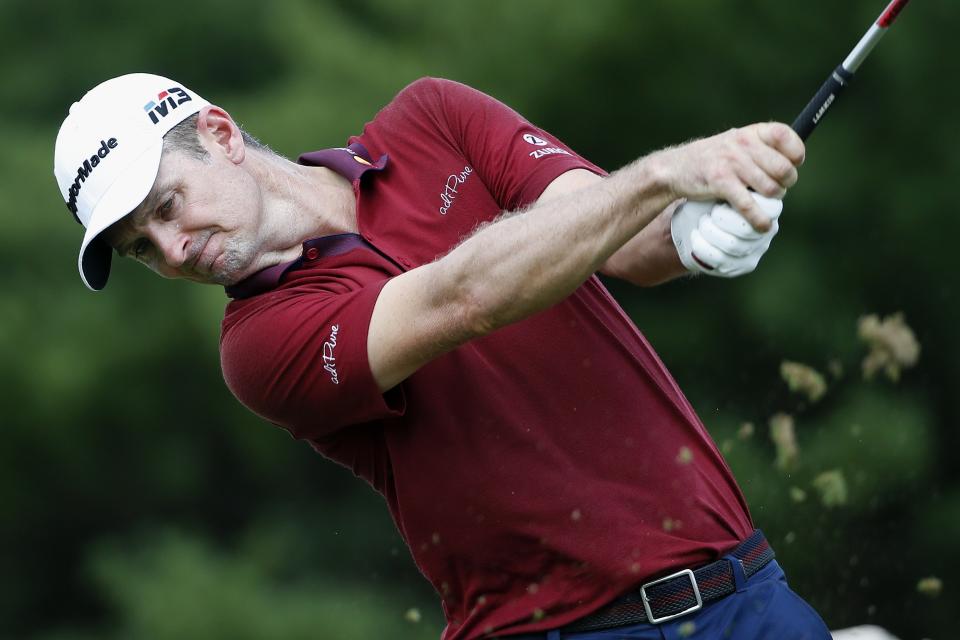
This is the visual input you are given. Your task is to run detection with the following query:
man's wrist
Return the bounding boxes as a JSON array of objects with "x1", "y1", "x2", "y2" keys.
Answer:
[{"x1": 639, "y1": 148, "x2": 681, "y2": 203}]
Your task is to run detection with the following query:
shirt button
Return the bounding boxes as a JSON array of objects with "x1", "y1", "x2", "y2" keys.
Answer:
[{"x1": 305, "y1": 247, "x2": 319, "y2": 260}]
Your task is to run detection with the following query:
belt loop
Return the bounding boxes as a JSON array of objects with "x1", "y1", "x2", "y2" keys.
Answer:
[{"x1": 724, "y1": 554, "x2": 747, "y2": 593}]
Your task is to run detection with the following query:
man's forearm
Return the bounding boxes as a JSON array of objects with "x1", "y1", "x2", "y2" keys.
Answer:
[
  {"x1": 368, "y1": 123, "x2": 805, "y2": 391},
  {"x1": 600, "y1": 205, "x2": 688, "y2": 287},
  {"x1": 435, "y1": 154, "x2": 675, "y2": 336}
]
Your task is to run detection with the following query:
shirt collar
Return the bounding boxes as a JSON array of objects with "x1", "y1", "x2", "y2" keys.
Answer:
[
  {"x1": 297, "y1": 142, "x2": 389, "y2": 181},
  {"x1": 224, "y1": 144, "x2": 389, "y2": 300}
]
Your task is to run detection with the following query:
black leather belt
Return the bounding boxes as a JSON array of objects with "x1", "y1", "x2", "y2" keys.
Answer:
[{"x1": 503, "y1": 530, "x2": 775, "y2": 637}]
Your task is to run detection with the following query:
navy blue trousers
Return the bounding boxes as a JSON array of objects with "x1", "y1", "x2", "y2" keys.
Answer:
[{"x1": 517, "y1": 558, "x2": 830, "y2": 640}]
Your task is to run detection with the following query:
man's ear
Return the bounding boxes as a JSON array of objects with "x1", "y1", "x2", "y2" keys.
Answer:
[{"x1": 196, "y1": 105, "x2": 245, "y2": 164}]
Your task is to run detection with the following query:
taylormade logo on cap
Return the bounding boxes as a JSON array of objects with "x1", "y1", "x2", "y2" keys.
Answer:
[
  {"x1": 65, "y1": 137, "x2": 119, "y2": 217},
  {"x1": 53, "y1": 73, "x2": 210, "y2": 290}
]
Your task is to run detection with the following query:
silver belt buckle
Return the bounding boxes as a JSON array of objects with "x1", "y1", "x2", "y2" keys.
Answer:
[{"x1": 640, "y1": 568, "x2": 703, "y2": 624}]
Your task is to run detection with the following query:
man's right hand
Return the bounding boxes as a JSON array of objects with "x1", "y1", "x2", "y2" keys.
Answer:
[{"x1": 652, "y1": 122, "x2": 805, "y2": 232}]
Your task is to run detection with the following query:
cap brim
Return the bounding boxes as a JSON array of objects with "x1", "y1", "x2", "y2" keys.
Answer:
[
  {"x1": 80, "y1": 237, "x2": 113, "y2": 291},
  {"x1": 77, "y1": 138, "x2": 164, "y2": 291}
]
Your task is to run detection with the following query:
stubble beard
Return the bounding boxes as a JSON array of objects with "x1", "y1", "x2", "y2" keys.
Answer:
[{"x1": 208, "y1": 233, "x2": 258, "y2": 286}]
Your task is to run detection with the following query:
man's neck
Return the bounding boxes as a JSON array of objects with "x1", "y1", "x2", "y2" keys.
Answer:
[{"x1": 250, "y1": 152, "x2": 358, "y2": 268}]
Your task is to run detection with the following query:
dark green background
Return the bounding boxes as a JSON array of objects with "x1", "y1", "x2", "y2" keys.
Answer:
[{"x1": 2, "y1": 1, "x2": 956, "y2": 638}]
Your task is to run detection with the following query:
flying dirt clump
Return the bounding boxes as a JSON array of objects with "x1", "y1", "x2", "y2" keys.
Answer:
[
  {"x1": 780, "y1": 361, "x2": 828, "y2": 402},
  {"x1": 916, "y1": 576, "x2": 943, "y2": 598},
  {"x1": 812, "y1": 469, "x2": 848, "y2": 508},
  {"x1": 769, "y1": 413, "x2": 799, "y2": 471},
  {"x1": 858, "y1": 313, "x2": 920, "y2": 381}
]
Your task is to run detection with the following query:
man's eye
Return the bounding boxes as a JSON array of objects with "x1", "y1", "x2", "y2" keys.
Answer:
[
  {"x1": 158, "y1": 197, "x2": 174, "y2": 219},
  {"x1": 133, "y1": 238, "x2": 152, "y2": 259}
]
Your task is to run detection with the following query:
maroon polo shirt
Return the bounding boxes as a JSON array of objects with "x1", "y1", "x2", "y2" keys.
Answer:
[{"x1": 220, "y1": 78, "x2": 752, "y2": 639}]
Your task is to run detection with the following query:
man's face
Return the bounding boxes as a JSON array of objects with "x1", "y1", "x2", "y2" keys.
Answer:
[{"x1": 103, "y1": 138, "x2": 265, "y2": 286}]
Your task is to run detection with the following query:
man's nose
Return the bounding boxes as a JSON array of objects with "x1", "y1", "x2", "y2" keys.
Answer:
[{"x1": 149, "y1": 222, "x2": 192, "y2": 269}]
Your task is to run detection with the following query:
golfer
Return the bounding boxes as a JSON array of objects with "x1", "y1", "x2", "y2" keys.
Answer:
[{"x1": 55, "y1": 74, "x2": 828, "y2": 639}]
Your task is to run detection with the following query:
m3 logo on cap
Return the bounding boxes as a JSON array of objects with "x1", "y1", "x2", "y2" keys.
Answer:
[{"x1": 143, "y1": 87, "x2": 193, "y2": 125}]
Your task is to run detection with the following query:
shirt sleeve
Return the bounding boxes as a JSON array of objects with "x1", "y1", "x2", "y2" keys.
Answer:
[
  {"x1": 407, "y1": 77, "x2": 608, "y2": 211},
  {"x1": 220, "y1": 277, "x2": 405, "y2": 441}
]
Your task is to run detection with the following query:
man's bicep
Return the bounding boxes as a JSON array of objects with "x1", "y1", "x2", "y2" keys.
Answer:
[
  {"x1": 367, "y1": 263, "x2": 474, "y2": 392},
  {"x1": 426, "y1": 79, "x2": 607, "y2": 211},
  {"x1": 536, "y1": 168, "x2": 605, "y2": 205},
  {"x1": 220, "y1": 284, "x2": 405, "y2": 440}
]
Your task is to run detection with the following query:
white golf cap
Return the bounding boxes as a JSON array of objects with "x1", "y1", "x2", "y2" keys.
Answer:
[{"x1": 54, "y1": 73, "x2": 209, "y2": 290}]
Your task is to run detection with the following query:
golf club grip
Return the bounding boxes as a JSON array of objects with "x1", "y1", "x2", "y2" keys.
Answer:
[{"x1": 791, "y1": 65, "x2": 855, "y2": 141}]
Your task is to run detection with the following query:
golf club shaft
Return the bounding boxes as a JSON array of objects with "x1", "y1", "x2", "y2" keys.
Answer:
[{"x1": 791, "y1": 0, "x2": 912, "y2": 140}]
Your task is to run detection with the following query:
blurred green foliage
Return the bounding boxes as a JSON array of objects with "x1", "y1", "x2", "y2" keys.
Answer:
[{"x1": 2, "y1": 0, "x2": 957, "y2": 638}]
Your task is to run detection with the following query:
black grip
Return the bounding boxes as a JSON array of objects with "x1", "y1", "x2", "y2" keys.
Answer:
[{"x1": 790, "y1": 65, "x2": 855, "y2": 141}]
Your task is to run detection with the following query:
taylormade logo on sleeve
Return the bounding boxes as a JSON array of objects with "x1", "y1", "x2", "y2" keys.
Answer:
[{"x1": 65, "y1": 137, "x2": 118, "y2": 215}]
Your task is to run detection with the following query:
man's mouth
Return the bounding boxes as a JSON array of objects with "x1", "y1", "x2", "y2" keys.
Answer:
[{"x1": 189, "y1": 234, "x2": 214, "y2": 272}]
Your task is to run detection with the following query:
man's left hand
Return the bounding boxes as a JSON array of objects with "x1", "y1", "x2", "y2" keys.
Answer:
[{"x1": 671, "y1": 192, "x2": 783, "y2": 278}]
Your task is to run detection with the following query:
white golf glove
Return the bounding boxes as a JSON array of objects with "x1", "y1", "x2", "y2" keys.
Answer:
[{"x1": 670, "y1": 192, "x2": 783, "y2": 278}]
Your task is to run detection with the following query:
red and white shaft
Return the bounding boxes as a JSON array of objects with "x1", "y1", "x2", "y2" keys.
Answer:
[{"x1": 843, "y1": 0, "x2": 912, "y2": 73}]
